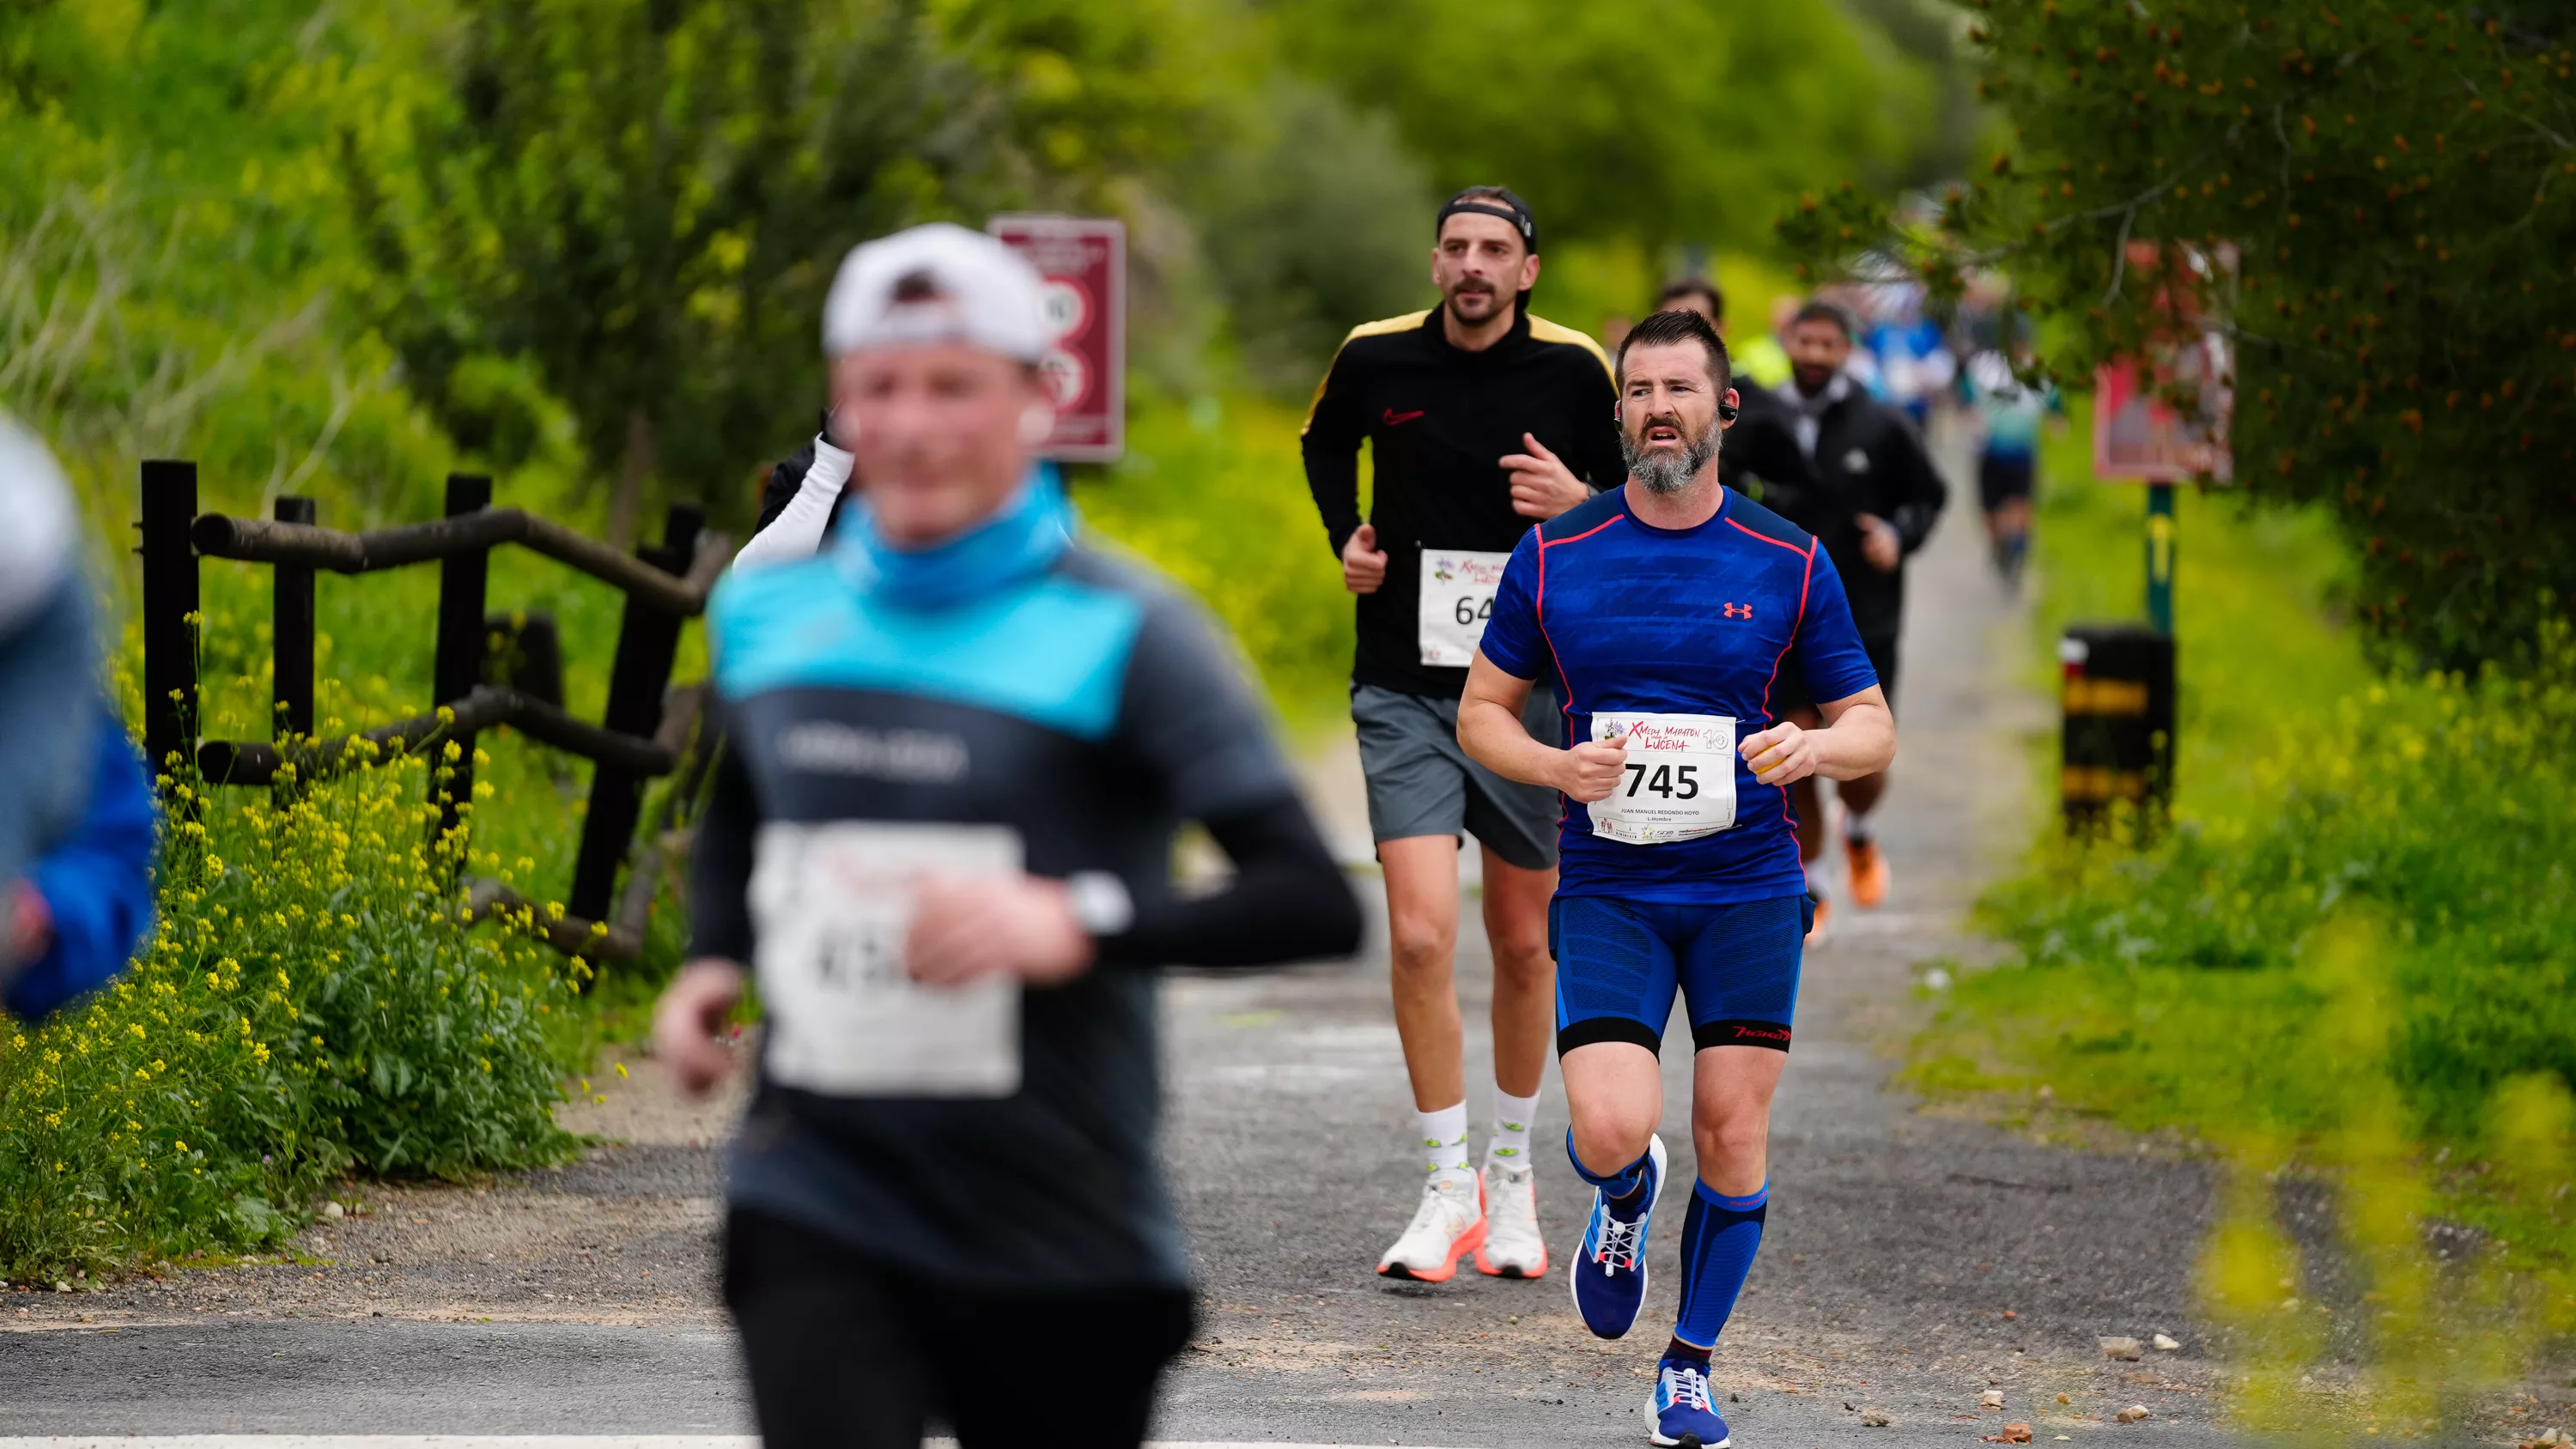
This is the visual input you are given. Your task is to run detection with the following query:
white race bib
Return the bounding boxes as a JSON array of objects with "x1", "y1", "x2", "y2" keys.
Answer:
[
  {"x1": 749, "y1": 821, "x2": 1024, "y2": 1098},
  {"x1": 1418, "y1": 548, "x2": 1513, "y2": 667},
  {"x1": 1586, "y1": 712, "x2": 1737, "y2": 845}
]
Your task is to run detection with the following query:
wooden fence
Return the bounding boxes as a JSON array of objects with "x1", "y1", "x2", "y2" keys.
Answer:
[{"x1": 137, "y1": 461, "x2": 735, "y2": 964}]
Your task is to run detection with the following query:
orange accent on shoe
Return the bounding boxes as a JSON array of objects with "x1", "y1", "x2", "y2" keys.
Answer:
[
  {"x1": 1846, "y1": 835, "x2": 1888, "y2": 909},
  {"x1": 1473, "y1": 1239, "x2": 1548, "y2": 1280},
  {"x1": 1378, "y1": 1216, "x2": 1487, "y2": 1283}
]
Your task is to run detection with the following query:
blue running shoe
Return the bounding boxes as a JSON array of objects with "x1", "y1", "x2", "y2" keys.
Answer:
[
  {"x1": 1569, "y1": 1133, "x2": 1667, "y2": 1340},
  {"x1": 1643, "y1": 1354, "x2": 1730, "y2": 1446}
]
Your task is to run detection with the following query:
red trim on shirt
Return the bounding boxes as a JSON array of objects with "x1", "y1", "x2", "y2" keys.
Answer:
[
  {"x1": 1534, "y1": 514, "x2": 1623, "y2": 733},
  {"x1": 1727, "y1": 517, "x2": 1812, "y2": 558},
  {"x1": 1759, "y1": 540, "x2": 1820, "y2": 831}
]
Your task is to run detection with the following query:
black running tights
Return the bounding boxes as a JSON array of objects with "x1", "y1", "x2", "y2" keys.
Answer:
[{"x1": 723, "y1": 1210, "x2": 1195, "y2": 1449}]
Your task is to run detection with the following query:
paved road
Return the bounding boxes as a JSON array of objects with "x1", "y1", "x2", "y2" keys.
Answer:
[{"x1": 0, "y1": 474, "x2": 2231, "y2": 1446}]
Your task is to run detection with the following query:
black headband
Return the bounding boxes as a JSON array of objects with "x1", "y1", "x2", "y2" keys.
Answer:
[{"x1": 1436, "y1": 191, "x2": 1538, "y2": 253}]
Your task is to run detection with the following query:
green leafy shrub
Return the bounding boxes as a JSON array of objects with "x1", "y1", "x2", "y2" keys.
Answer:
[
  {"x1": 1970, "y1": 641, "x2": 2576, "y2": 1141},
  {"x1": 0, "y1": 743, "x2": 577, "y2": 1280},
  {"x1": 1075, "y1": 391, "x2": 1355, "y2": 727}
]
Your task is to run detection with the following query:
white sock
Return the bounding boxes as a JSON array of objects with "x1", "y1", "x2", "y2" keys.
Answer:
[
  {"x1": 1486, "y1": 1087, "x2": 1540, "y2": 1172},
  {"x1": 1417, "y1": 1101, "x2": 1473, "y2": 1189},
  {"x1": 1804, "y1": 862, "x2": 1831, "y2": 900}
]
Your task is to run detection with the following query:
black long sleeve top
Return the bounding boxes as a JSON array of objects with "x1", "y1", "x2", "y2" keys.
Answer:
[{"x1": 1300, "y1": 307, "x2": 1623, "y2": 699}]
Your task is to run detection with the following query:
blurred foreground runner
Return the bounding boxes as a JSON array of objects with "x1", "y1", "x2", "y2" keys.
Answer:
[
  {"x1": 1457, "y1": 309, "x2": 1893, "y2": 1447},
  {"x1": 657, "y1": 223, "x2": 1362, "y2": 1449},
  {"x1": 1302, "y1": 186, "x2": 1623, "y2": 1282},
  {"x1": 1772, "y1": 300, "x2": 1945, "y2": 936},
  {"x1": 5, "y1": 710, "x2": 156, "y2": 1022},
  {"x1": 0, "y1": 420, "x2": 106, "y2": 1005}
]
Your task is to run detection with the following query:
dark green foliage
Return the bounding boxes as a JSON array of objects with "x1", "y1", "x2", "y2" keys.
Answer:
[
  {"x1": 1275, "y1": 0, "x2": 1943, "y2": 252},
  {"x1": 1184, "y1": 76, "x2": 1436, "y2": 394},
  {"x1": 345, "y1": 0, "x2": 993, "y2": 543},
  {"x1": 1784, "y1": 0, "x2": 2576, "y2": 669}
]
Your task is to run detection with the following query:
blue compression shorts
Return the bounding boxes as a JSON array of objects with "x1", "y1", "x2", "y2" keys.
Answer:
[{"x1": 1551, "y1": 893, "x2": 1810, "y2": 1056}]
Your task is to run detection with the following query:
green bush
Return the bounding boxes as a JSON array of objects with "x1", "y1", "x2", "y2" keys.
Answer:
[
  {"x1": 1912, "y1": 422, "x2": 2576, "y2": 1320},
  {"x1": 1965, "y1": 643, "x2": 2576, "y2": 1142},
  {"x1": 1075, "y1": 391, "x2": 1355, "y2": 728},
  {"x1": 0, "y1": 744, "x2": 578, "y2": 1281}
]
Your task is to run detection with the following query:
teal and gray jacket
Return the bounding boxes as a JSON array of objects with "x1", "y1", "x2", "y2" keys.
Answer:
[{"x1": 692, "y1": 471, "x2": 1360, "y2": 1289}]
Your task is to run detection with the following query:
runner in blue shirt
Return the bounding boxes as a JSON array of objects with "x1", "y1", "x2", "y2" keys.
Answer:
[{"x1": 1458, "y1": 308, "x2": 1894, "y2": 1447}]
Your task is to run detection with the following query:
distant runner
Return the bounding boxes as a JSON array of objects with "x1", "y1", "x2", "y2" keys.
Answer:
[
  {"x1": 1457, "y1": 308, "x2": 1893, "y2": 1447},
  {"x1": 1773, "y1": 300, "x2": 1946, "y2": 934},
  {"x1": 1302, "y1": 186, "x2": 1624, "y2": 1283},
  {"x1": 1961, "y1": 336, "x2": 2063, "y2": 586},
  {"x1": 659, "y1": 223, "x2": 1362, "y2": 1449}
]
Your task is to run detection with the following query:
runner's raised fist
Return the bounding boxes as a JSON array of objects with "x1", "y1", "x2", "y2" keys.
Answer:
[
  {"x1": 1557, "y1": 730, "x2": 1631, "y2": 803},
  {"x1": 1502, "y1": 432, "x2": 1589, "y2": 519},
  {"x1": 1342, "y1": 524, "x2": 1388, "y2": 594},
  {"x1": 653, "y1": 959, "x2": 746, "y2": 1097},
  {"x1": 1739, "y1": 720, "x2": 1819, "y2": 785},
  {"x1": 907, "y1": 874, "x2": 1097, "y2": 986}
]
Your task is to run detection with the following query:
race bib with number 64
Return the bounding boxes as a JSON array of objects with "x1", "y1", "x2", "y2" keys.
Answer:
[
  {"x1": 749, "y1": 820, "x2": 1025, "y2": 1098},
  {"x1": 1585, "y1": 712, "x2": 1738, "y2": 845},
  {"x1": 1417, "y1": 548, "x2": 1513, "y2": 668}
]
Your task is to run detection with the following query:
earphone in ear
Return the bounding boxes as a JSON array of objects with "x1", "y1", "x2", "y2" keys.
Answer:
[{"x1": 1717, "y1": 399, "x2": 1741, "y2": 424}]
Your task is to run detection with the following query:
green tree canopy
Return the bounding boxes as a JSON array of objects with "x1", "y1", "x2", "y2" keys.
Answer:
[
  {"x1": 1273, "y1": 0, "x2": 1944, "y2": 253},
  {"x1": 1788, "y1": 1, "x2": 2576, "y2": 668},
  {"x1": 347, "y1": 0, "x2": 1225, "y2": 542}
]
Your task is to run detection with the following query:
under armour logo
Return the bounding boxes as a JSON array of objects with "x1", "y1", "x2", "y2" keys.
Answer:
[{"x1": 1722, "y1": 603, "x2": 1755, "y2": 620}]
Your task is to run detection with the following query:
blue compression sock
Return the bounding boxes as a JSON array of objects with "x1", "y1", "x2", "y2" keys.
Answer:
[
  {"x1": 1566, "y1": 1129, "x2": 1653, "y2": 1201},
  {"x1": 1672, "y1": 1179, "x2": 1769, "y2": 1351}
]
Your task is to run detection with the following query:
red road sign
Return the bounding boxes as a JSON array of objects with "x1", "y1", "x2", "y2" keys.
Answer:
[{"x1": 987, "y1": 215, "x2": 1125, "y2": 463}]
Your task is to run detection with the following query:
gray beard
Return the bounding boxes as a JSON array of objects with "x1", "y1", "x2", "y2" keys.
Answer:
[{"x1": 1621, "y1": 427, "x2": 1719, "y2": 494}]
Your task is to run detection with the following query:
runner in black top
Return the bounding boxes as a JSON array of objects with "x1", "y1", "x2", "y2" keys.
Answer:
[
  {"x1": 1653, "y1": 276, "x2": 1814, "y2": 508},
  {"x1": 1301, "y1": 187, "x2": 1620, "y2": 1285},
  {"x1": 1773, "y1": 300, "x2": 1948, "y2": 937}
]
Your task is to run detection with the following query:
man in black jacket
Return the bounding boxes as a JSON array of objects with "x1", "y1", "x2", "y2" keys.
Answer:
[
  {"x1": 1771, "y1": 300, "x2": 1947, "y2": 935},
  {"x1": 1302, "y1": 186, "x2": 1622, "y2": 1285},
  {"x1": 1654, "y1": 277, "x2": 1813, "y2": 507}
]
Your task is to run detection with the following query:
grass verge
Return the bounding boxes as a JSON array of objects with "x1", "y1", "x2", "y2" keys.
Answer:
[{"x1": 1910, "y1": 399, "x2": 2575, "y2": 1416}]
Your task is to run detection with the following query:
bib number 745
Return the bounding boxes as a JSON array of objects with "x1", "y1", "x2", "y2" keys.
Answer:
[
  {"x1": 1586, "y1": 712, "x2": 1736, "y2": 845},
  {"x1": 1621, "y1": 761, "x2": 1702, "y2": 801}
]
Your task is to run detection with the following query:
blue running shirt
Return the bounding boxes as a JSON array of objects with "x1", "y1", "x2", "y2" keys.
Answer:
[{"x1": 1477, "y1": 486, "x2": 1880, "y2": 904}]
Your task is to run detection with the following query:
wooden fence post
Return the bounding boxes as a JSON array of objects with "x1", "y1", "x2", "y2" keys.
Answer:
[
  {"x1": 568, "y1": 502, "x2": 702, "y2": 928},
  {"x1": 271, "y1": 496, "x2": 317, "y2": 742},
  {"x1": 139, "y1": 459, "x2": 200, "y2": 808},
  {"x1": 430, "y1": 474, "x2": 493, "y2": 848}
]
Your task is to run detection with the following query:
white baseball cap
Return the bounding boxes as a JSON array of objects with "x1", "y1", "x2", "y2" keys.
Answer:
[
  {"x1": 822, "y1": 221, "x2": 1048, "y2": 363},
  {"x1": 0, "y1": 417, "x2": 74, "y2": 634}
]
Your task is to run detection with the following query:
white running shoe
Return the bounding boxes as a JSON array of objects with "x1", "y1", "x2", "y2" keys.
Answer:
[
  {"x1": 1476, "y1": 1160, "x2": 1548, "y2": 1278},
  {"x1": 1376, "y1": 1174, "x2": 1485, "y2": 1282}
]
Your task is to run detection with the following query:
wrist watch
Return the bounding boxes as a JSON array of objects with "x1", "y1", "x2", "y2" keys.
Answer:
[{"x1": 1064, "y1": 871, "x2": 1134, "y2": 937}]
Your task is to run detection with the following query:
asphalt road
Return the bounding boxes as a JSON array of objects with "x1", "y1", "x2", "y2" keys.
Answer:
[{"x1": 0, "y1": 458, "x2": 2234, "y2": 1446}]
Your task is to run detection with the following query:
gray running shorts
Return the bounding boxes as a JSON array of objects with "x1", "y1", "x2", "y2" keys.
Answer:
[{"x1": 1350, "y1": 683, "x2": 1561, "y2": 871}]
